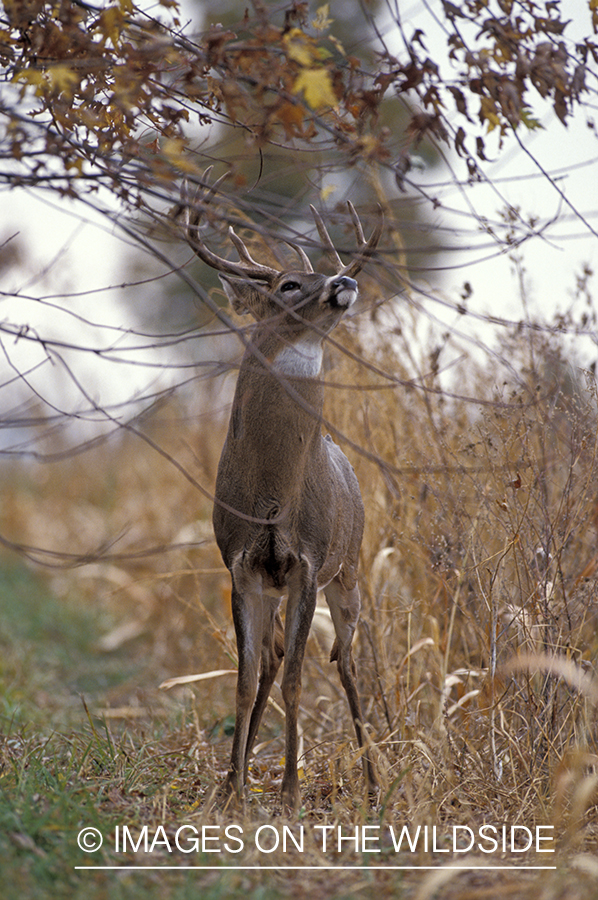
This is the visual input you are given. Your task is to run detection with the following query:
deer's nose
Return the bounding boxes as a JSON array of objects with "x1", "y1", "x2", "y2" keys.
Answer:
[
  {"x1": 329, "y1": 275, "x2": 358, "y2": 309},
  {"x1": 331, "y1": 275, "x2": 358, "y2": 293}
]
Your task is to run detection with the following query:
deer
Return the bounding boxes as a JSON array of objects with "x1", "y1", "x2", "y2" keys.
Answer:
[{"x1": 181, "y1": 177, "x2": 382, "y2": 811}]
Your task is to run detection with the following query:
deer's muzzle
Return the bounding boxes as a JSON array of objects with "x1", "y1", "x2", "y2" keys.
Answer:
[{"x1": 328, "y1": 275, "x2": 358, "y2": 309}]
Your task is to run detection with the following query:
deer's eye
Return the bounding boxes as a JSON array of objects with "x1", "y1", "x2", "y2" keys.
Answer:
[{"x1": 280, "y1": 280, "x2": 301, "y2": 293}]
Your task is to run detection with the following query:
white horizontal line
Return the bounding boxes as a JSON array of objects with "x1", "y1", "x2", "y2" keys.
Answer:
[{"x1": 75, "y1": 865, "x2": 558, "y2": 871}]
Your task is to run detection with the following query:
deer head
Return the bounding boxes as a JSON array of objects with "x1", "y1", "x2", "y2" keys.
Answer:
[{"x1": 180, "y1": 173, "x2": 382, "y2": 326}]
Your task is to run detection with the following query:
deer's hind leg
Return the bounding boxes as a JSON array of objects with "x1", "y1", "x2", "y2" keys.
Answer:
[{"x1": 324, "y1": 577, "x2": 377, "y2": 794}]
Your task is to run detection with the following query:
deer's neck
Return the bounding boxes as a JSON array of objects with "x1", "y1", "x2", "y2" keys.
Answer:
[
  {"x1": 243, "y1": 324, "x2": 324, "y2": 377},
  {"x1": 270, "y1": 334, "x2": 323, "y2": 378},
  {"x1": 224, "y1": 331, "x2": 326, "y2": 492}
]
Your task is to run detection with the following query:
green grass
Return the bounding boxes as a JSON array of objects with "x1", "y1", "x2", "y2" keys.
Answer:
[
  {"x1": 0, "y1": 563, "x2": 137, "y2": 727},
  {"x1": 0, "y1": 564, "x2": 592, "y2": 900},
  {"x1": 0, "y1": 722, "x2": 381, "y2": 900},
  {"x1": 0, "y1": 725, "x2": 277, "y2": 900},
  {"x1": 0, "y1": 561, "x2": 398, "y2": 900},
  {"x1": 0, "y1": 563, "x2": 252, "y2": 899}
]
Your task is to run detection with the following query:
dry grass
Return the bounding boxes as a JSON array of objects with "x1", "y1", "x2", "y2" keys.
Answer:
[{"x1": 1, "y1": 281, "x2": 598, "y2": 898}]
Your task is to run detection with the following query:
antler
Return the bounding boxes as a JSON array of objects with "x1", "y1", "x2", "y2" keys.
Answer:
[
  {"x1": 181, "y1": 171, "x2": 382, "y2": 283},
  {"x1": 284, "y1": 240, "x2": 314, "y2": 273},
  {"x1": 181, "y1": 173, "x2": 281, "y2": 284},
  {"x1": 310, "y1": 202, "x2": 383, "y2": 279}
]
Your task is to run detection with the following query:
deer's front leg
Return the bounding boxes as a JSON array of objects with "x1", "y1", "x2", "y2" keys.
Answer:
[
  {"x1": 221, "y1": 582, "x2": 261, "y2": 803},
  {"x1": 280, "y1": 562, "x2": 318, "y2": 812},
  {"x1": 243, "y1": 608, "x2": 285, "y2": 781}
]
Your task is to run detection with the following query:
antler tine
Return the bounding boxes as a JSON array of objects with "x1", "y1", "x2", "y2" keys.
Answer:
[
  {"x1": 227, "y1": 227, "x2": 278, "y2": 275},
  {"x1": 284, "y1": 240, "x2": 314, "y2": 273},
  {"x1": 347, "y1": 200, "x2": 366, "y2": 244},
  {"x1": 309, "y1": 202, "x2": 383, "y2": 278},
  {"x1": 180, "y1": 174, "x2": 279, "y2": 284},
  {"x1": 310, "y1": 204, "x2": 344, "y2": 271},
  {"x1": 182, "y1": 168, "x2": 227, "y2": 227},
  {"x1": 339, "y1": 202, "x2": 384, "y2": 279}
]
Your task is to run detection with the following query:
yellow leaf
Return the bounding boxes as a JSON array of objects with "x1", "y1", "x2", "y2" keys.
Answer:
[
  {"x1": 98, "y1": 5, "x2": 124, "y2": 47},
  {"x1": 47, "y1": 64, "x2": 79, "y2": 98},
  {"x1": 66, "y1": 157, "x2": 85, "y2": 174},
  {"x1": 12, "y1": 68, "x2": 45, "y2": 96},
  {"x1": 293, "y1": 67, "x2": 337, "y2": 110},
  {"x1": 160, "y1": 137, "x2": 199, "y2": 174},
  {"x1": 328, "y1": 34, "x2": 345, "y2": 56},
  {"x1": 284, "y1": 28, "x2": 317, "y2": 66},
  {"x1": 312, "y1": 3, "x2": 333, "y2": 32},
  {"x1": 479, "y1": 95, "x2": 501, "y2": 132}
]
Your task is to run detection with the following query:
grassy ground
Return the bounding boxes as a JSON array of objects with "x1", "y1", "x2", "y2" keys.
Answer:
[{"x1": 1, "y1": 299, "x2": 598, "y2": 898}]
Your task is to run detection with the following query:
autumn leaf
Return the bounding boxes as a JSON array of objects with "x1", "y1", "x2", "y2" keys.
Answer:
[
  {"x1": 519, "y1": 108, "x2": 543, "y2": 130},
  {"x1": 479, "y1": 95, "x2": 501, "y2": 131},
  {"x1": 276, "y1": 101, "x2": 305, "y2": 137},
  {"x1": 312, "y1": 3, "x2": 333, "y2": 33},
  {"x1": 65, "y1": 156, "x2": 85, "y2": 174},
  {"x1": 284, "y1": 28, "x2": 316, "y2": 66},
  {"x1": 160, "y1": 136, "x2": 198, "y2": 174},
  {"x1": 97, "y1": 5, "x2": 125, "y2": 48},
  {"x1": 12, "y1": 68, "x2": 46, "y2": 97},
  {"x1": 47, "y1": 64, "x2": 80, "y2": 98},
  {"x1": 293, "y1": 67, "x2": 337, "y2": 110}
]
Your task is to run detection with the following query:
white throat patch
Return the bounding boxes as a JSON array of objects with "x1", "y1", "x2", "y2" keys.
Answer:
[{"x1": 273, "y1": 337, "x2": 323, "y2": 377}]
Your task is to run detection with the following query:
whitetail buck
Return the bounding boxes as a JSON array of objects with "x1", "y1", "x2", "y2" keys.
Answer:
[{"x1": 181, "y1": 178, "x2": 382, "y2": 810}]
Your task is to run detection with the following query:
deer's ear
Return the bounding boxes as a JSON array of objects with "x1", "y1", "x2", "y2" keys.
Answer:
[
  {"x1": 218, "y1": 274, "x2": 251, "y2": 315},
  {"x1": 219, "y1": 274, "x2": 268, "y2": 317}
]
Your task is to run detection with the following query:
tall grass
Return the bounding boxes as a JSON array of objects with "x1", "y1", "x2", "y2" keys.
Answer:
[{"x1": 327, "y1": 297, "x2": 598, "y2": 848}]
